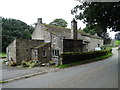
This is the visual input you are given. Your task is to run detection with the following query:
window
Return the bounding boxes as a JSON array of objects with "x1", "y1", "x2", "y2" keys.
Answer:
[
  {"x1": 52, "y1": 49, "x2": 59, "y2": 56},
  {"x1": 55, "y1": 50, "x2": 59, "y2": 56},
  {"x1": 42, "y1": 51, "x2": 46, "y2": 57},
  {"x1": 52, "y1": 49, "x2": 54, "y2": 56},
  {"x1": 35, "y1": 50, "x2": 38, "y2": 58},
  {"x1": 26, "y1": 49, "x2": 29, "y2": 51}
]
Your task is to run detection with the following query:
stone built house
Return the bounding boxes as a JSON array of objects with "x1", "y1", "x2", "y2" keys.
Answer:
[{"x1": 6, "y1": 18, "x2": 103, "y2": 65}]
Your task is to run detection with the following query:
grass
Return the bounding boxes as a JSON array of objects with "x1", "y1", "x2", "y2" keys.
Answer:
[
  {"x1": 55, "y1": 52, "x2": 113, "y2": 68},
  {"x1": 115, "y1": 40, "x2": 120, "y2": 46},
  {"x1": 0, "y1": 81, "x2": 8, "y2": 84},
  {"x1": 0, "y1": 53, "x2": 6, "y2": 57}
]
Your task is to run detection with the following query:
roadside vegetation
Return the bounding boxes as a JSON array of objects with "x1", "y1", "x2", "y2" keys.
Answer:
[
  {"x1": 21, "y1": 60, "x2": 41, "y2": 68},
  {"x1": 2, "y1": 46, "x2": 113, "y2": 68},
  {"x1": 3, "y1": 59, "x2": 40, "y2": 68},
  {"x1": 56, "y1": 52, "x2": 112, "y2": 68},
  {"x1": 55, "y1": 48, "x2": 112, "y2": 68},
  {"x1": 0, "y1": 53, "x2": 6, "y2": 58},
  {"x1": 0, "y1": 80, "x2": 8, "y2": 84},
  {"x1": 115, "y1": 40, "x2": 120, "y2": 46}
]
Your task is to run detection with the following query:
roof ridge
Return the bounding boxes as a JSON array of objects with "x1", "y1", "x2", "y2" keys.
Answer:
[
  {"x1": 44, "y1": 24, "x2": 71, "y2": 30},
  {"x1": 43, "y1": 24, "x2": 102, "y2": 39}
]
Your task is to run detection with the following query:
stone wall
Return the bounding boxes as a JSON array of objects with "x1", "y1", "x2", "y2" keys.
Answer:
[
  {"x1": 32, "y1": 24, "x2": 45, "y2": 40},
  {"x1": 88, "y1": 38, "x2": 103, "y2": 51},
  {"x1": 32, "y1": 24, "x2": 51, "y2": 42},
  {"x1": 16, "y1": 39, "x2": 44, "y2": 64},
  {"x1": 32, "y1": 23, "x2": 63, "y2": 54},
  {"x1": 37, "y1": 43, "x2": 51, "y2": 63},
  {"x1": 51, "y1": 34, "x2": 63, "y2": 53},
  {"x1": 6, "y1": 39, "x2": 16, "y2": 62}
]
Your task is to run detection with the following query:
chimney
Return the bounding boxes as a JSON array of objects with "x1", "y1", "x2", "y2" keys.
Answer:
[
  {"x1": 71, "y1": 18, "x2": 77, "y2": 40},
  {"x1": 37, "y1": 18, "x2": 42, "y2": 24}
]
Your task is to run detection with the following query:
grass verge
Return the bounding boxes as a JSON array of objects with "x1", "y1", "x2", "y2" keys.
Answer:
[
  {"x1": 56, "y1": 52, "x2": 113, "y2": 68},
  {"x1": 0, "y1": 81, "x2": 8, "y2": 84},
  {"x1": 0, "y1": 53, "x2": 6, "y2": 58}
]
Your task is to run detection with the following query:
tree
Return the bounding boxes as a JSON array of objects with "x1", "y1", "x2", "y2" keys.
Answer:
[
  {"x1": 83, "y1": 25, "x2": 111, "y2": 44},
  {"x1": 2, "y1": 18, "x2": 34, "y2": 52},
  {"x1": 115, "y1": 33, "x2": 120, "y2": 40},
  {"x1": 83, "y1": 25, "x2": 97, "y2": 35},
  {"x1": 49, "y1": 18, "x2": 68, "y2": 27},
  {"x1": 71, "y1": 2, "x2": 120, "y2": 33}
]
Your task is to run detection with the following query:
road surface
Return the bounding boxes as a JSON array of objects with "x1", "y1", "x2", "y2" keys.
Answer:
[{"x1": 2, "y1": 48, "x2": 119, "y2": 88}]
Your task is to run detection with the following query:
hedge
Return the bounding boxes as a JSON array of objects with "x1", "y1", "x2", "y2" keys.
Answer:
[{"x1": 61, "y1": 49, "x2": 112, "y2": 64}]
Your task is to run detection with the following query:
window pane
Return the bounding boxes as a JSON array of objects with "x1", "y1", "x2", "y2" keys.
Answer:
[{"x1": 42, "y1": 51, "x2": 46, "y2": 57}]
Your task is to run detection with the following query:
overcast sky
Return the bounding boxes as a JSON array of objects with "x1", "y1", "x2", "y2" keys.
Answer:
[
  {"x1": 0, "y1": 0, "x2": 86, "y2": 29},
  {"x1": 0, "y1": 0, "x2": 116, "y2": 39}
]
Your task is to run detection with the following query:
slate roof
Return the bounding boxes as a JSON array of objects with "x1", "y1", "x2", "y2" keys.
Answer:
[
  {"x1": 44, "y1": 24, "x2": 71, "y2": 38},
  {"x1": 43, "y1": 24, "x2": 102, "y2": 39},
  {"x1": 33, "y1": 42, "x2": 49, "y2": 49}
]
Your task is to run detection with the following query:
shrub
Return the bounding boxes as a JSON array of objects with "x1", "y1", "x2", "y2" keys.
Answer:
[
  {"x1": 61, "y1": 49, "x2": 112, "y2": 64},
  {"x1": 57, "y1": 53, "x2": 112, "y2": 68},
  {"x1": 49, "y1": 60, "x2": 55, "y2": 65},
  {"x1": 21, "y1": 60, "x2": 41, "y2": 68},
  {"x1": 9, "y1": 61, "x2": 16, "y2": 66},
  {"x1": 21, "y1": 60, "x2": 27, "y2": 66}
]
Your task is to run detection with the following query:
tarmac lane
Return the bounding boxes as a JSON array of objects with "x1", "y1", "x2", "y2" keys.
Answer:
[{"x1": 2, "y1": 47, "x2": 119, "y2": 88}]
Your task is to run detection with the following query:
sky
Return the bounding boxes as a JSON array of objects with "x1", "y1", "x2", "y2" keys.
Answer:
[
  {"x1": 0, "y1": 0, "x2": 116, "y2": 39},
  {"x1": 0, "y1": 0, "x2": 85, "y2": 28}
]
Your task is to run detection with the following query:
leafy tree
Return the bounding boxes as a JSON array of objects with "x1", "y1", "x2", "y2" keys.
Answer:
[
  {"x1": 83, "y1": 25, "x2": 111, "y2": 44},
  {"x1": 71, "y1": 2, "x2": 120, "y2": 33},
  {"x1": 72, "y1": 2, "x2": 120, "y2": 32},
  {"x1": 115, "y1": 33, "x2": 120, "y2": 40},
  {"x1": 72, "y1": 2, "x2": 119, "y2": 44},
  {"x1": 83, "y1": 25, "x2": 97, "y2": 35},
  {"x1": 2, "y1": 18, "x2": 34, "y2": 52},
  {"x1": 49, "y1": 18, "x2": 68, "y2": 27}
]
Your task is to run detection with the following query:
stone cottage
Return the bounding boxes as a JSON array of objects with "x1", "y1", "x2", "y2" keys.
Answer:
[
  {"x1": 6, "y1": 18, "x2": 103, "y2": 64},
  {"x1": 6, "y1": 39, "x2": 51, "y2": 64}
]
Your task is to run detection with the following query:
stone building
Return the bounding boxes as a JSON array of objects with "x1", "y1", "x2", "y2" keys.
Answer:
[
  {"x1": 6, "y1": 39, "x2": 51, "y2": 64},
  {"x1": 32, "y1": 18, "x2": 103, "y2": 64},
  {"x1": 6, "y1": 18, "x2": 103, "y2": 65}
]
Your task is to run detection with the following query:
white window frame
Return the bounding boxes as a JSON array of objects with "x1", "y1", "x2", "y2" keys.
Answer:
[{"x1": 52, "y1": 49, "x2": 59, "y2": 56}]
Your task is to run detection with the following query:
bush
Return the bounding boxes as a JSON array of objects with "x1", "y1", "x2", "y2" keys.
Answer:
[
  {"x1": 61, "y1": 49, "x2": 112, "y2": 64},
  {"x1": 9, "y1": 61, "x2": 16, "y2": 66},
  {"x1": 21, "y1": 60, "x2": 41, "y2": 68},
  {"x1": 57, "y1": 53, "x2": 112, "y2": 68}
]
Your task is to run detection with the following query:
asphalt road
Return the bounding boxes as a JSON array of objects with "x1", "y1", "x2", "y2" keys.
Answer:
[
  {"x1": 3, "y1": 48, "x2": 119, "y2": 88},
  {"x1": 1, "y1": 61, "x2": 58, "y2": 81}
]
